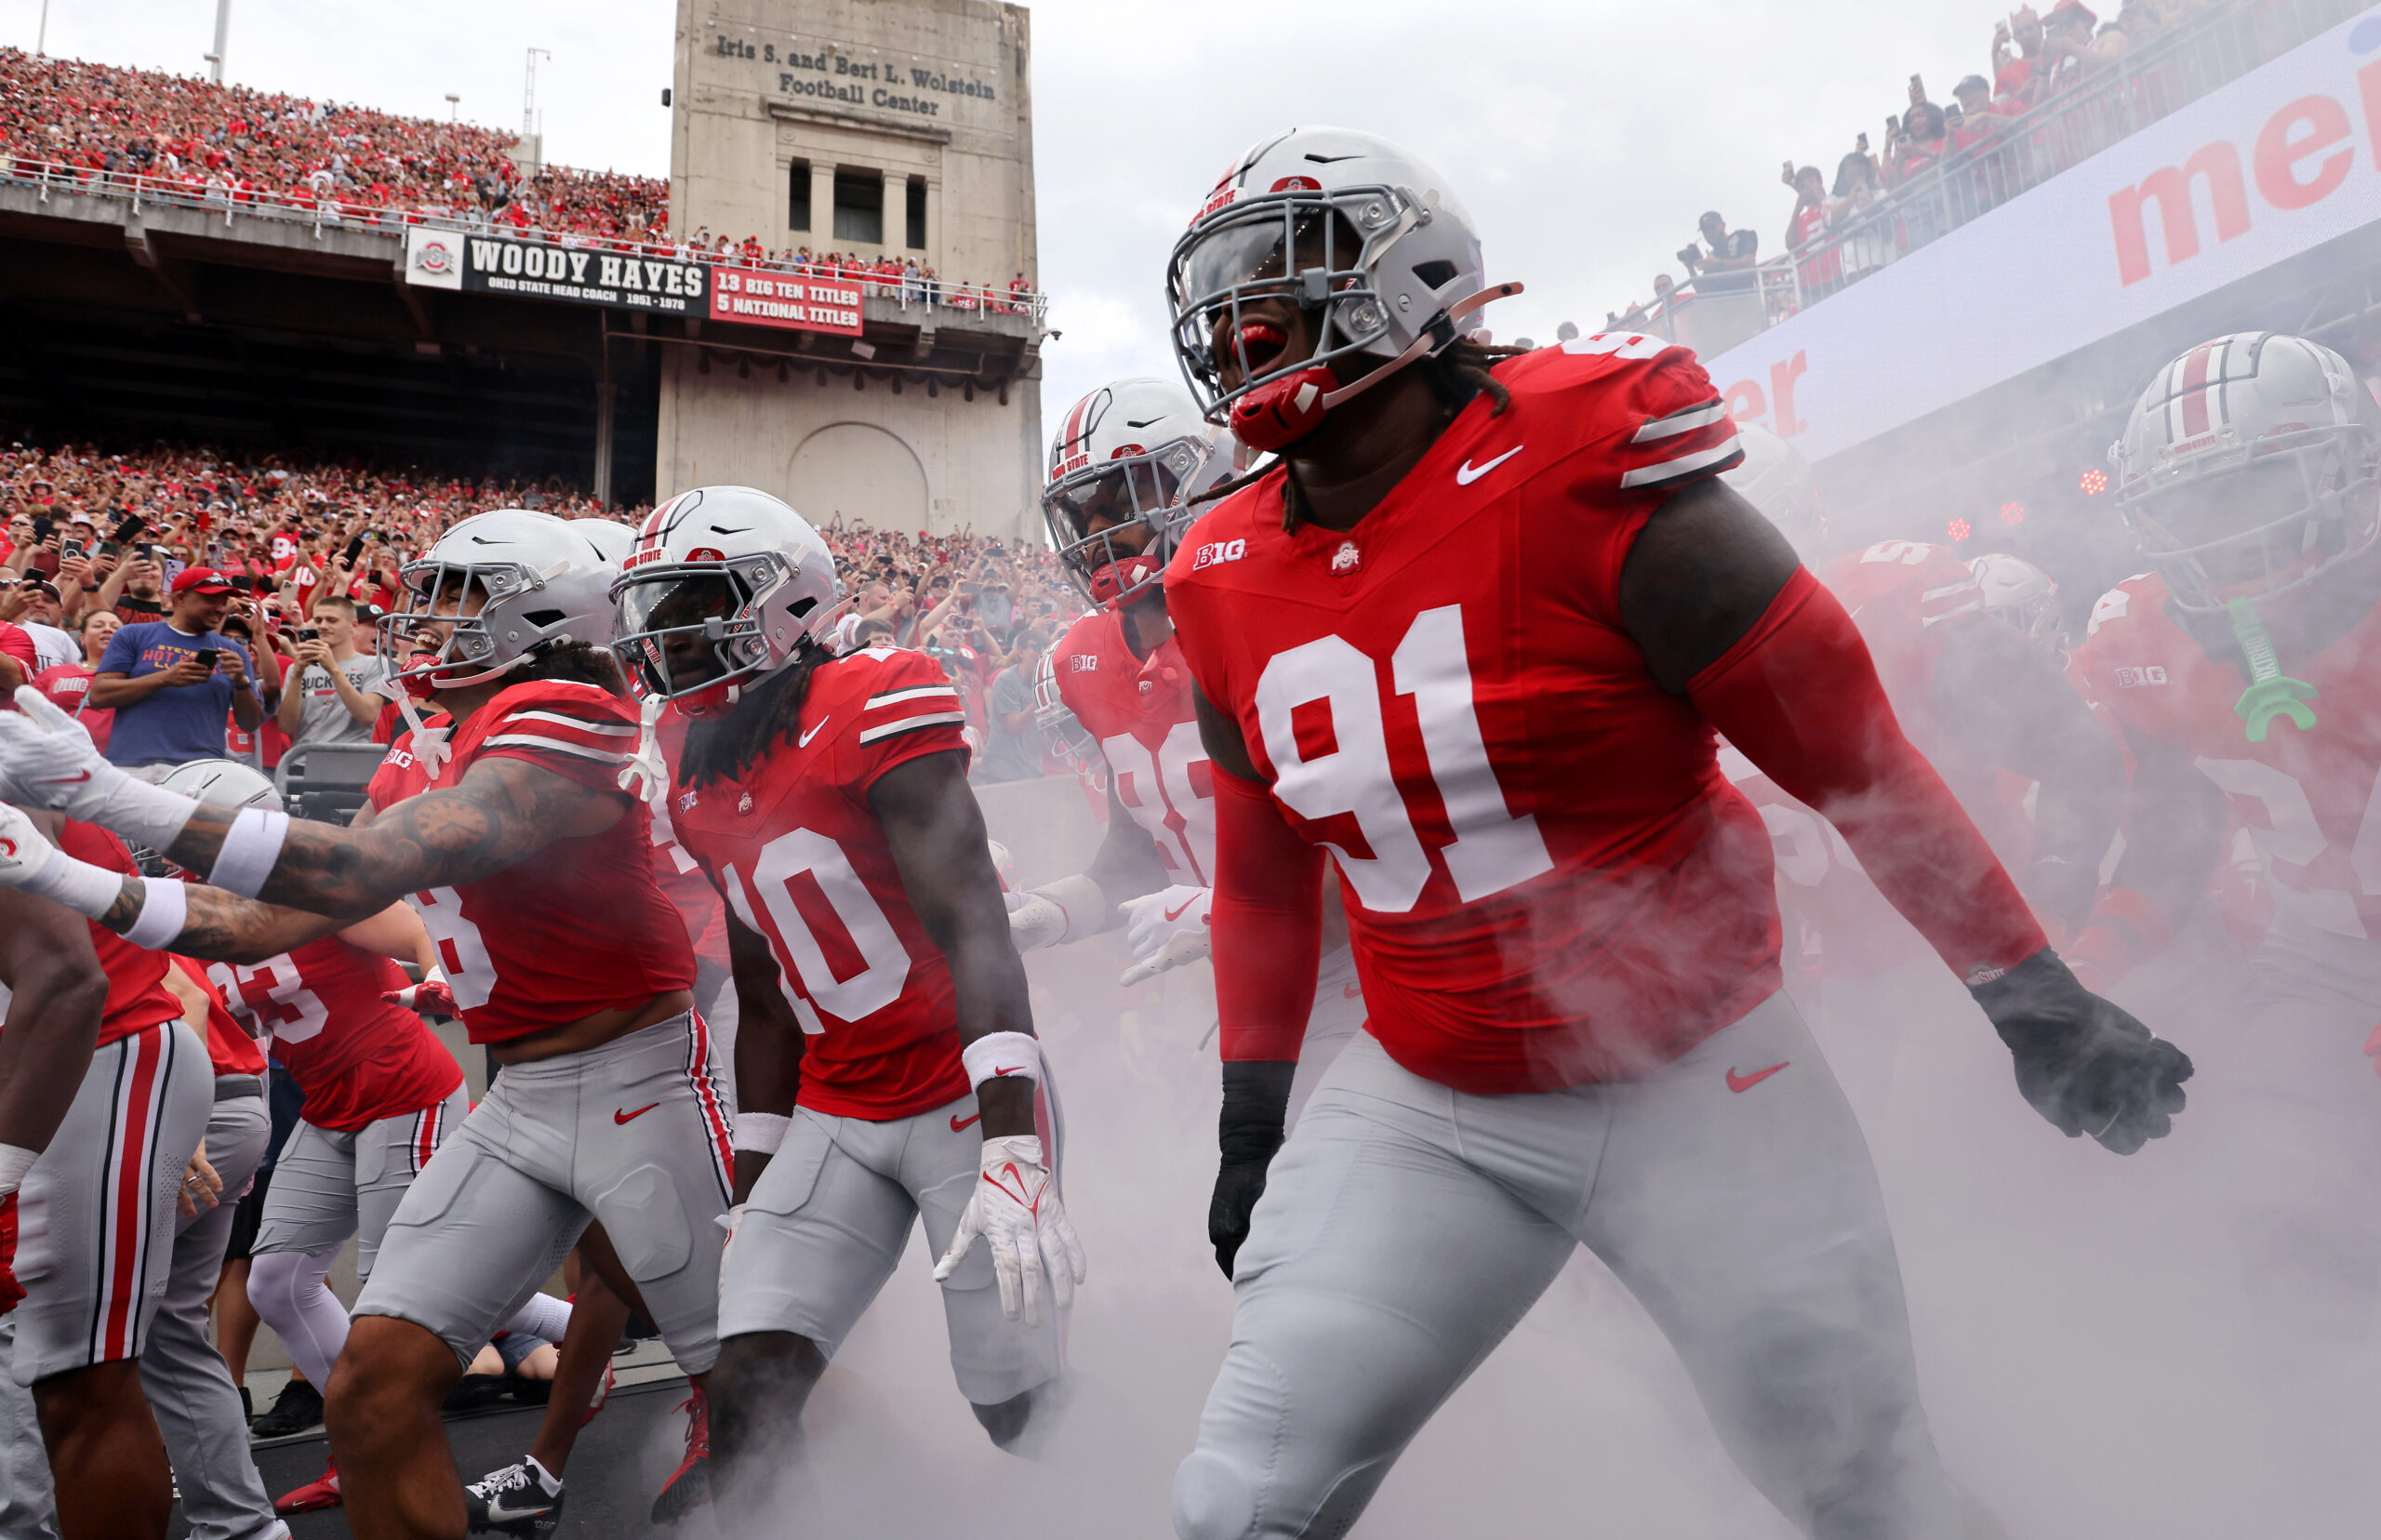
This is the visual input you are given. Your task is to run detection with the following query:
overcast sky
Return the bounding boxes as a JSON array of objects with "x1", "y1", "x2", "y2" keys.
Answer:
[{"x1": 8, "y1": 0, "x2": 1998, "y2": 419}]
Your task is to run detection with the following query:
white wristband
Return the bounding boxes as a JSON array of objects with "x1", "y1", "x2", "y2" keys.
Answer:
[
  {"x1": 731, "y1": 1111, "x2": 790, "y2": 1155},
  {"x1": 961, "y1": 1030, "x2": 1043, "y2": 1088},
  {"x1": 18, "y1": 843, "x2": 126, "y2": 921},
  {"x1": 0, "y1": 1143, "x2": 36, "y2": 1200},
  {"x1": 207, "y1": 807, "x2": 290, "y2": 899},
  {"x1": 122, "y1": 877, "x2": 188, "y2": 951}
]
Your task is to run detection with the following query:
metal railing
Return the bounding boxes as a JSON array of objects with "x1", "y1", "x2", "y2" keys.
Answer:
[
  {"x1": 0, "y1": 154, "x2": 1049, "y2": 325},
  {"x1": 1616, "y1": 0, "x2": 2369, "y2": 343}
]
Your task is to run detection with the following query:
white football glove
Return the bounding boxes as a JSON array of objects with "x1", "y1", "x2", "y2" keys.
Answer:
[
  {"x1": 0, "y1": 686, "x2": 121, "y2": 822},
  {"x1": 0, "y1": 686, "x2": 199, "y2": 856},
  {"x1": 0, "y1": 800, "x2": 123, "y2": 918},
  {"x1": 1004, "y1": 890, "x2": 1069, "y2": 953},
  {"x1": 1118, "y1": 885, "x2": 1213, "y2": 988},
  {"x1": 932, "y1": 1135, "x2": 1085, "y2": 1327}
]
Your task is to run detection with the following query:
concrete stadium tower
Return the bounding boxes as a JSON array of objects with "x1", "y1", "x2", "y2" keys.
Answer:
[{"x1": 663, "y1": 0, "x2": 1043, "y2": 538}]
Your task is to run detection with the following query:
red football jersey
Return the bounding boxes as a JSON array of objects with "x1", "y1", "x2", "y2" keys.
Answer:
[
  {"x1": 649, "y1": 707, "x2": 728, "y2": 961},
  {"x1": 2069, "y1": 570, "x2": 2381, "y2": 942},
  {"x1": 366, "y1": 678, "x2": 696, "y2": 1043},
  {"x1": 171, "y1": 955, "x2": 266, "y2": 1077},
  {"x1": 8, "y1": 824, "x2": 183, "y2": 1049},
  {"x1": 203, "y1": 933, "x2": 463, "y2": 1132},
  {"x1": 1164, "y1": 338, "x2": 1778, "y2": 1093},
  {"x1": 1050, "y1": 609, "x2": 1216, "y2": 883},
  {"x1": 670, "y1": 648, "x2": 974, "y2": 1121}
]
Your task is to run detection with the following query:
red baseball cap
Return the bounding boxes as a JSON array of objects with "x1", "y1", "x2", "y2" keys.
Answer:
[{"x1": 172, "y1": 567, "x2": 235, "y2": 595}]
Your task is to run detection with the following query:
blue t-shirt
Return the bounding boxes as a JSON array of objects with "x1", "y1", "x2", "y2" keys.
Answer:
[{"x1": 97, "y1": 622, "x2": 252, "y2": 767}]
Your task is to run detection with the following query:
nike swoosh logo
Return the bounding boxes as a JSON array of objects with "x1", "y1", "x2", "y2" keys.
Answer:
[
  {"x1": 1455, "y1": 446, "x2": 1523, "y2": 485},
  {"x1": 1164, "y1": 897, "x2": 1199, "y2": 923},
  {"x1": 798, "y1": 717, "x2": 829, "y2": 747},
  {"x1": 709, "y1": 525, "x2": 751, "y2": 535},
  {"x1": 993, "y1": 1065, "x2": 1020, "y2": 1076},
  {"x1": 1341, "y1": 984, "x2": 1361, "y2": 1000},
  {"x1": 1725, "y1": 1062, "x2": 1789, "y2": 1094},
  {"x1": 950, "y1": 1112, "x2": 982, "y2": 1132},
  {"x1": 614, "y1": 1102, "x2": 660, "y2": 1124},
  {"x1": 33, "y1": 769, "x2": 92, "y2": 785}
]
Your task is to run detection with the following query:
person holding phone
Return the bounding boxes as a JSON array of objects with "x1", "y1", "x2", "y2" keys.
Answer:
[
  {"x1": 86, "y1": 567, "x2": 261, "y2": 777},
  {"x1": 275, "y1": 594, "x2": 392, "y2": 750}
]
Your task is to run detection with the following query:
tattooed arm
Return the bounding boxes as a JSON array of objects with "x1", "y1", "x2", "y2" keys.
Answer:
[{"x1": 97, "y1": 757, "x2": 631, "y2": 954}]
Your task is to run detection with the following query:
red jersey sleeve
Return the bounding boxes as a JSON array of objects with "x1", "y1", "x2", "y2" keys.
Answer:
[
  {"x1": 472, "y1": 683, "x2": 642, "y2": 794},
  {"x1": 0, "y1": 623, "x2": 35, "y2": 702},
  {"x1": 171, "y1": 954, "x2": 266, "y2": 1077},
  {"x1": 842, "y1": 649, "x2": 969, "y2": 788}
]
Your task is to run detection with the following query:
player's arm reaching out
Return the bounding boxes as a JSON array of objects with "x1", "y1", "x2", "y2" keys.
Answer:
[
  {"x1": 0, "y1": 808, "x2": 115, "y2": 1311},
  {"x1": 869, "y1": 747, "x2": 1085, "y2": 1324},
  {"x1": 1006, "y1": 773, "x2": 1168, "y2": 953},
  {"x1": 0, "y1": 686, "x2": 626, "y2": 949},
  {"x1": 1930, "y1": 617, "x2": 2129, "y2": 932}
]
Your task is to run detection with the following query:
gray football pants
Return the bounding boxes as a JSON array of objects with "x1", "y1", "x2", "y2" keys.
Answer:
[
  {"x1": 0, "y1": 1087, "x2": 279, "y2": 1540},
  {"x1": 1173, "y1": 993, "x2": 1962, "y2": 1540}
]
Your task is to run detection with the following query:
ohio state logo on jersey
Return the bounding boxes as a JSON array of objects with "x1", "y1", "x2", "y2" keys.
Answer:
[{"x1": 1331, "y1": 540, "x2": 1362, "y2": 575}]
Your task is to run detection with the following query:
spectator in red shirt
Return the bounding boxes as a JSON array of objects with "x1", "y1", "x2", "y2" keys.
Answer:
[{"x1": 0, "y1": 617, "x2": 34, "y2": 695}]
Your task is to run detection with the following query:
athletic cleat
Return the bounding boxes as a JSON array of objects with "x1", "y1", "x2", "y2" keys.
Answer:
[
  {"x1": 249, "y1": 1376, "x2": 324, "y2": 1439},
  {"x1": 580, "y1": 1361, "x2": 617, "y2": 1428},
  {"x1": 648, "y1": 1387, "x2": 711, "y2": 1525},
  {"x1": 465, "y1": 1457, "x2": 565, "y2": 1537},
  {"x1": 273, "y1": 1459, "x2": 340, "y2": 1514}
]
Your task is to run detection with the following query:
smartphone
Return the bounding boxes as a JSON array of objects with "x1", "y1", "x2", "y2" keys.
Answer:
[
  {"x1": 30, "y1": 515, "x2": 51, "y2": 543},
  {"x1": 1910, "y1": 73, "x2": 1926, "y2": 100},
  {"x1": 60, "y1": 539, "x2": 86, "y2": 562},
  {"x1": 232, "y1": 575, "x2": 254, "y2": 593},
  {"x1": 136, "y1": 541, "x2": 155, "y2": 562},
  {"x1": 1886, "y1": 114, "x2": 1901, "y2": 135},
  {"x1": 96, "y1": 539, "x2": 120, "y2": 561},
  {"x1": 1857, "y1": 131, "x2": 1870, "y2": 151},
  {"x1": 193, "y1": 648, "x2": 220, "y2": 670},
  {"x1": 110, "y1": 514, "x2": 146, "y2": 545},
  {"x1": 299, "y1": 627, "x2": 319, "y2": 643},
  {"x1": 341, "y1": 534, "x2": 366, "y2": 565},
  {"x1": 205, "y1": 540, "x2": 222, "y2": 567}
]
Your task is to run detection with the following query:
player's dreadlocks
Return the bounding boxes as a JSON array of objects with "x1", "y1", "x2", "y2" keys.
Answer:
[
  {"x1": 1185, "y1": 339, "x2": 1535, "y2": 534},
  {"x1": 516, "y1": 640, "x2": 629, "y2": 697},
  {"x1": 677, "y1": 638, "x2": 837, "y2": 790}
]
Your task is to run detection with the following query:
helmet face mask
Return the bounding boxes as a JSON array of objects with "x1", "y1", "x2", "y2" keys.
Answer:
[
  {"x1": 1042, "y1": 378, "x2": 1228, "y2": 610},
  {"x1": 378, "y1": 511, "x2": 623, "y2": 690},
  {"x1": 608, "y1": 486, "x2": 842, "y2": 715},
  {"x1": 2116, "y1": 331, "x2": 2381, "y2": 616}
]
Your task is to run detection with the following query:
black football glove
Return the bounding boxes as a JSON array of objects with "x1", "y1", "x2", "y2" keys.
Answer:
[
  {"x1": 1210, "y1": 1060, "x2": 1294, "y2": 1280},
  {"x1": 1968, "y1": 947, "x2": 2192, "y2": 1155}
]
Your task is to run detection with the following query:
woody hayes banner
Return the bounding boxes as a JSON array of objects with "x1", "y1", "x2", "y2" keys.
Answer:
[{"x1": 405, "y1": 228, "x2": 705, "y2": 315}]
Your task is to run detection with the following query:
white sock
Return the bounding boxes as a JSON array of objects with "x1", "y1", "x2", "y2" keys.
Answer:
[
  {"x1": 246, "y1": 1246, "x2": 349, "y2": 1389},
  {"x1": 527, "y1": 1454, "x2": 562, "y2": 1494},
  {"x1": 499, "y1": 1291, "x2": 573, "y2": 1345}
]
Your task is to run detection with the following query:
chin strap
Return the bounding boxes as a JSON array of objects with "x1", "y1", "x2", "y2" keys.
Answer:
[
  {"x1": 1321, "y1": 281, "x2": 1524, "y2": 410},
  {"x1": 392, "y1": 687, "x2": 454, "y2": 782},
  {"x1": 2226, "y1": 597, "x2": 2319, "y2": 741},
  {"x1": 618, "y1": 693, "x2": 670, "y2": 805}
]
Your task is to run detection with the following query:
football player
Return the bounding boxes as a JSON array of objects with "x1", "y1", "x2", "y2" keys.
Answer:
[
  {"x1": 1156, "y1": 126, "x2": 2190, "y2": 1539},
  {"x1": 2067, "y1": 332, "x2": 2381, "y2": 1323},
  {"x1": 0, "y1": 510, "x2": 727, "y2": 1540},
  {"x1": 1015, "y1": 378, "x2": 1367, "y2": 1134},
  {"x1": 608, "y1": 486, "x2": 1084, "y2": 1531},
  {"x1": 0, "y1": 814, "x2": 205, "y2": 1540}
]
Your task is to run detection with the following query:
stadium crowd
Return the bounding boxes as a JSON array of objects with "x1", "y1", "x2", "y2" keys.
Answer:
[
  {"x1": 0, "y1": 437, "x2": 1084, "y2": 785},
  {"x1": 1609, "y1": 0, "x2": 2246, "y2": 328},
  {"x1": 0, "y1": 48, "x2": 1044, "y2": 312}
]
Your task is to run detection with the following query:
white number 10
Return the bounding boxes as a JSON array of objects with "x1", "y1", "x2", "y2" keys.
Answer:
[{"x1": 1255, "y1": 604, "x2": 1552, "y2": 913}]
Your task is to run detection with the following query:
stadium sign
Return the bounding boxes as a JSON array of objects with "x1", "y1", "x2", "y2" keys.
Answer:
[
  {"x1": 1704, "y1": 10, "x2": 2381, "y2": 464},
  {"x1": 706, "y1": 267, "x2": 864, "y2": 336},
  {"x1": 404, "y1": 228, "x2": 704, "y2": 315}
]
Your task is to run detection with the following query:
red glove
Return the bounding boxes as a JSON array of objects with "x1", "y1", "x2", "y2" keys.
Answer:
[
  {"x1": 0, "y1": 1193, "x2": 25, "y2": 1317},
  {"x1": 383, "y1": 967, "x2": 458, "y2": 1020}
]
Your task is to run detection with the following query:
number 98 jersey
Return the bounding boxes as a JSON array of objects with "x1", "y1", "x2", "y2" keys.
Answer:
[
  {"x1": 1049, "y1": 609, "x2": 1215, "y2": 884},
  {"x1": 1165, "y1": 338, "x2": 1779, "y2": 1095},
  {"x1": 668, "y1": 647, "x2": 977, "y2": 1122}
]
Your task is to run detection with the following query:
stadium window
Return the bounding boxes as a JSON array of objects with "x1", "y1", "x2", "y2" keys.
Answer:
[
  {"x1": 789, "y1": 159, "x2": 811, "y2": 232},
  {"x1": 905, "y1": 176, "x2": 926, "y2": 250},
  {"x1": 833, "y1": 168, "x2": 883, "y2": 245}
]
